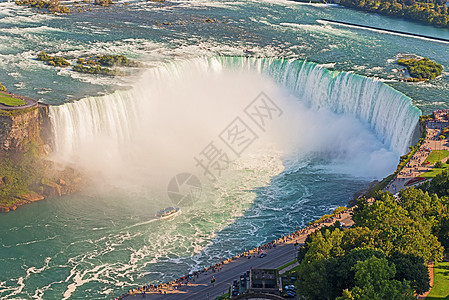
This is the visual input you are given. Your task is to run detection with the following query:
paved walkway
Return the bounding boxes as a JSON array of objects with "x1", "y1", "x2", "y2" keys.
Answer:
[
  {"x1": 123, "y1": 209, "x2": 355, "y2": 300},
  {"x1": 0, "y1": 91, "x2": 38, "y2": 110},
  {"x1": 385, "y1": 114, "x2": 449, "y2": 195}
]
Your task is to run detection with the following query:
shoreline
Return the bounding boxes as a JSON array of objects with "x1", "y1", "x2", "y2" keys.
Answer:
[
  {"x1": 319, "y1": 19, "x2": 449, "y2": 44},
  {"x1": 118, "y1": 207, "x2": 355, "y2": 299}
]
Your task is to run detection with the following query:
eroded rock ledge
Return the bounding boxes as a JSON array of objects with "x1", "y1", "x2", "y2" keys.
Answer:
[{"x1": 0, "y1": 93, "x2": 85, "y2": 212}]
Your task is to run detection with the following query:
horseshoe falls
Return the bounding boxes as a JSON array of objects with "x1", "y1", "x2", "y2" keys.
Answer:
[
  {"x1": 50, "y1": 57, "x2": 420, "y2": 166},
  {"x1": 4, "y1": 0, "x2": 447, "y2": 297}
]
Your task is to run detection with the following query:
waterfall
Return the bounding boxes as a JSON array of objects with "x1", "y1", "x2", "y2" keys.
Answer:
[
  {"x1": 217, "y1": 57, "x2": 421, "y2": 154},
  {"x1": 49, "y1": 56, "x2": 421, "y2": 162}
]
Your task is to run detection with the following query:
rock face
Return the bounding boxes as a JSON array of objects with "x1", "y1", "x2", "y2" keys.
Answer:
[
  {"x1": 0, "y1": 103, "x2": 52, "y2": 155},
  {"x1": 0, "y1": 98, "x2": 85, "y2": 213}
]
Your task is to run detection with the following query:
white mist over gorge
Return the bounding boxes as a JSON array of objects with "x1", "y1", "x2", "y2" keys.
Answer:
[
  {"x1": 49, "y1": 57, "x2": 420, "y2": 190},
  {"x1": 4, "y1": 0, "x2": 449, "y2": 297}
]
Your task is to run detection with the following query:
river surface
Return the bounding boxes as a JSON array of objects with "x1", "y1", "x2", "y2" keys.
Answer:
[{"x1": 0, "y1": 0, "x2": 448, "y2": 298}]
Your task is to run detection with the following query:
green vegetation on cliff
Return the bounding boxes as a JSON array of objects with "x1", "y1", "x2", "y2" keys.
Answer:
[
  {"x1": 0, "y1": 92, "x2": 26, "y2": 107},
  {"x1": 37, "y1": 51, "x2": 70, "y2": 67},
  {"x1": 398, "y1": 58, "x2": 443, "y2": 81},
  {"x1": 309, "y1": 206, "x2": 347, "y2": 225},
  {"x1": 0, "y1": 82, "x2": 6, "y2": 92},
  {"x1": 0, "y1": 143, "x2": 42, "y2": 205},
  {"x1": 0, "y1": 142, "x2": 83, "y2": 210},
  {"x1": 339, "y1": 0, "x2": 449, "y2": 28}
]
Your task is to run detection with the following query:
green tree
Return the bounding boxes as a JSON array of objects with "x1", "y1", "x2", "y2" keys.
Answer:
[
  {"x1": 303, "y1": 229, "x2": 345, "y2": 262},
  {"x1": 353, "y1": 193, "x2": 444, "y2": 261},
  {"x1": 341, "y1": 227, "x2": 381, "y2": 252},
  {"x1": 298, "y1": 258, "x2": 338, "y2": 300},
  {"x1": 337, "y1": 256, "x2": 414, "y2": 300},
  {"x1": 389, "y1": 253, "x2": 430, "y2": 294},
  {"x1": 333, "y1": 248, "x2": 386, "y2": 295},
  {"x1": 423, "y1": 169, "x2": 449, "y2": 197}
]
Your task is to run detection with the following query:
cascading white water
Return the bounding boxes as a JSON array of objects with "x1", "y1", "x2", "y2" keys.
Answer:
[
  {"x1": 216, "y1": 57, "x2": 421, "y2": 154},
  {"x1": 49, "y1": 57, "x2": 421, "y2": 180}
]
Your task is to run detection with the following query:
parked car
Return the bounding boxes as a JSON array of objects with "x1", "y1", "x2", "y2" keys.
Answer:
[
  {"x1": 259, "y1": 253, "x2": 267, "y2": 258},
  {"x1": 285, "y1": 291, "x2": 296, "y2": 298},
  {"x1": 284, "y1": 285, "x2": 295, "y2": 291}
]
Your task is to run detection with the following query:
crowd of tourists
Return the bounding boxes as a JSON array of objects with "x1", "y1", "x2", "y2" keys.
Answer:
[
  {"x1": 386, "y1": 110, "x2": 449, "y2": 194},
  {"x1": 117, "y1": 207, "x2": 355, "y2": 299}
]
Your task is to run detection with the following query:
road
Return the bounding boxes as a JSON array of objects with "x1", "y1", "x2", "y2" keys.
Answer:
[
  {"x1": 126, "y1": 243, "x2": 298, "y2": 300},
  {"x1": 125, "y1": 209, "x2": 354, "y2": 300}
]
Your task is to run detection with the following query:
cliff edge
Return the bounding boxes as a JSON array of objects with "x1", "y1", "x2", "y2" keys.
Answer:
[{"x1": 0, "y1": 92, "x2": 84, "y2": 212}]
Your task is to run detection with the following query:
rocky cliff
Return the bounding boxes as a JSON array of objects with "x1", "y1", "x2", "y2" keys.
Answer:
[
  {"x1": 0, "y1": 103, "x2": 52, "y2": 155},
  {"x1": 0, "y1": 96, "x2": 84, "y2": 213}
]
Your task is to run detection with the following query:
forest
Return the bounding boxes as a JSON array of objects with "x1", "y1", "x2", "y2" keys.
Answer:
[
  {"x1": 295, "y1": 170, "x2": 449, "y2": 299},
  {"x1": 339, "y1": 0, "x2": 449, "y2": 28}
]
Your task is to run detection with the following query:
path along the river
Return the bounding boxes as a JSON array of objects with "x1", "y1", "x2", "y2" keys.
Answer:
[
  {"x1": 123, "y1": 209, "x2": 355, "y2": 300},
  {"x1": 385, "y1": 110, "x2": 449, "y2": 194}
]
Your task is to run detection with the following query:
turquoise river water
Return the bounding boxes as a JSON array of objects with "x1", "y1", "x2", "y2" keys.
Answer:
[{"x1": 0, "y1": 0, "x2": 448, "y2": 298}]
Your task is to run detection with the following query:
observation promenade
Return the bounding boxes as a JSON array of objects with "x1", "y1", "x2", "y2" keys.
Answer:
[
  {"x1": 0, "y1": 91, "x2": 38, "y2": 111},
  {"x1": 122, "y1": 208, "x2": 355, "y2": 300},
  {"x1": 385, "y1": 110, "x2": 449, "y2": 194}
]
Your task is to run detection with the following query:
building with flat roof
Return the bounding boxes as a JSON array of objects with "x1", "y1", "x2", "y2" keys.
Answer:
[{"x1": 248, "y1": 269, "x2": 280, "y2": 295}]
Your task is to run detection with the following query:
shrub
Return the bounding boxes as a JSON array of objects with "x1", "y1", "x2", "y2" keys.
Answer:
[
  {"x1": 37, "y1": 51, "x2": 70, "y2": 67},
  {"x1": 397, "y1": 58, "x2": 443, "y2": 81},
  {"x1": 435, "y1": 161, "x2": 444, "y2": 168}
]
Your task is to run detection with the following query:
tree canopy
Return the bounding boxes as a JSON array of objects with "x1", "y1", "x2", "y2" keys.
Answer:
[
  {"x1": 295, "y1": 185, "x2": 449, "y2": 299},
  {"x1": 339, "y1": 0, "x2": 449, "y2": 28}
]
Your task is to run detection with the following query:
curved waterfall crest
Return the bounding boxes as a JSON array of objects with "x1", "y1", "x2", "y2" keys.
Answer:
[
  {"x1": 50, "y1": 56, "x2": 421, "y2": 157},
  {"x1": 216, "y1": 56, "x2": 421, "y2": 154}
]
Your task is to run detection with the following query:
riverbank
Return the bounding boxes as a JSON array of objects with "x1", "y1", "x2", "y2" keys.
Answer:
[
  {"x1": 118, "y1": 207, "x2": 355, "y2": 299},
  {"x1": 385, "y1": 109, "x2": 449, "y2": 194},
  {"x1": 319, "y1": 19, "x2": 449, "y2": 44},
  {"x1": 336, "y1": 0, "x2": 449, "y2": 29}
]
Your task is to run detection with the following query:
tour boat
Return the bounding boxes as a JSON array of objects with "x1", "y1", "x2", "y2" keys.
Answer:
[{"x1": 156, "y1": 207, "x2": 181, "y2": 220}]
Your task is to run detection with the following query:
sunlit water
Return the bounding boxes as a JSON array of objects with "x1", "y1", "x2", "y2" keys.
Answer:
[{"x1": 0, "y1": 0, "x2": 447, "y2": 298}]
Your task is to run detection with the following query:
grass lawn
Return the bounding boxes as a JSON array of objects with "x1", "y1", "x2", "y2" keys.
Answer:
[
  {"x1": 421, "y1": 164, "x2": 449, "y2": 178},
  {"x1": 0, "y1": 93, "x2": 25, "y2": 106},
  {"x1": 427, "y1": 261, "x2": 449, "y2": 299},
  {"x1": 425, "y1": 150, "x2": 449, "y2": 164}
]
